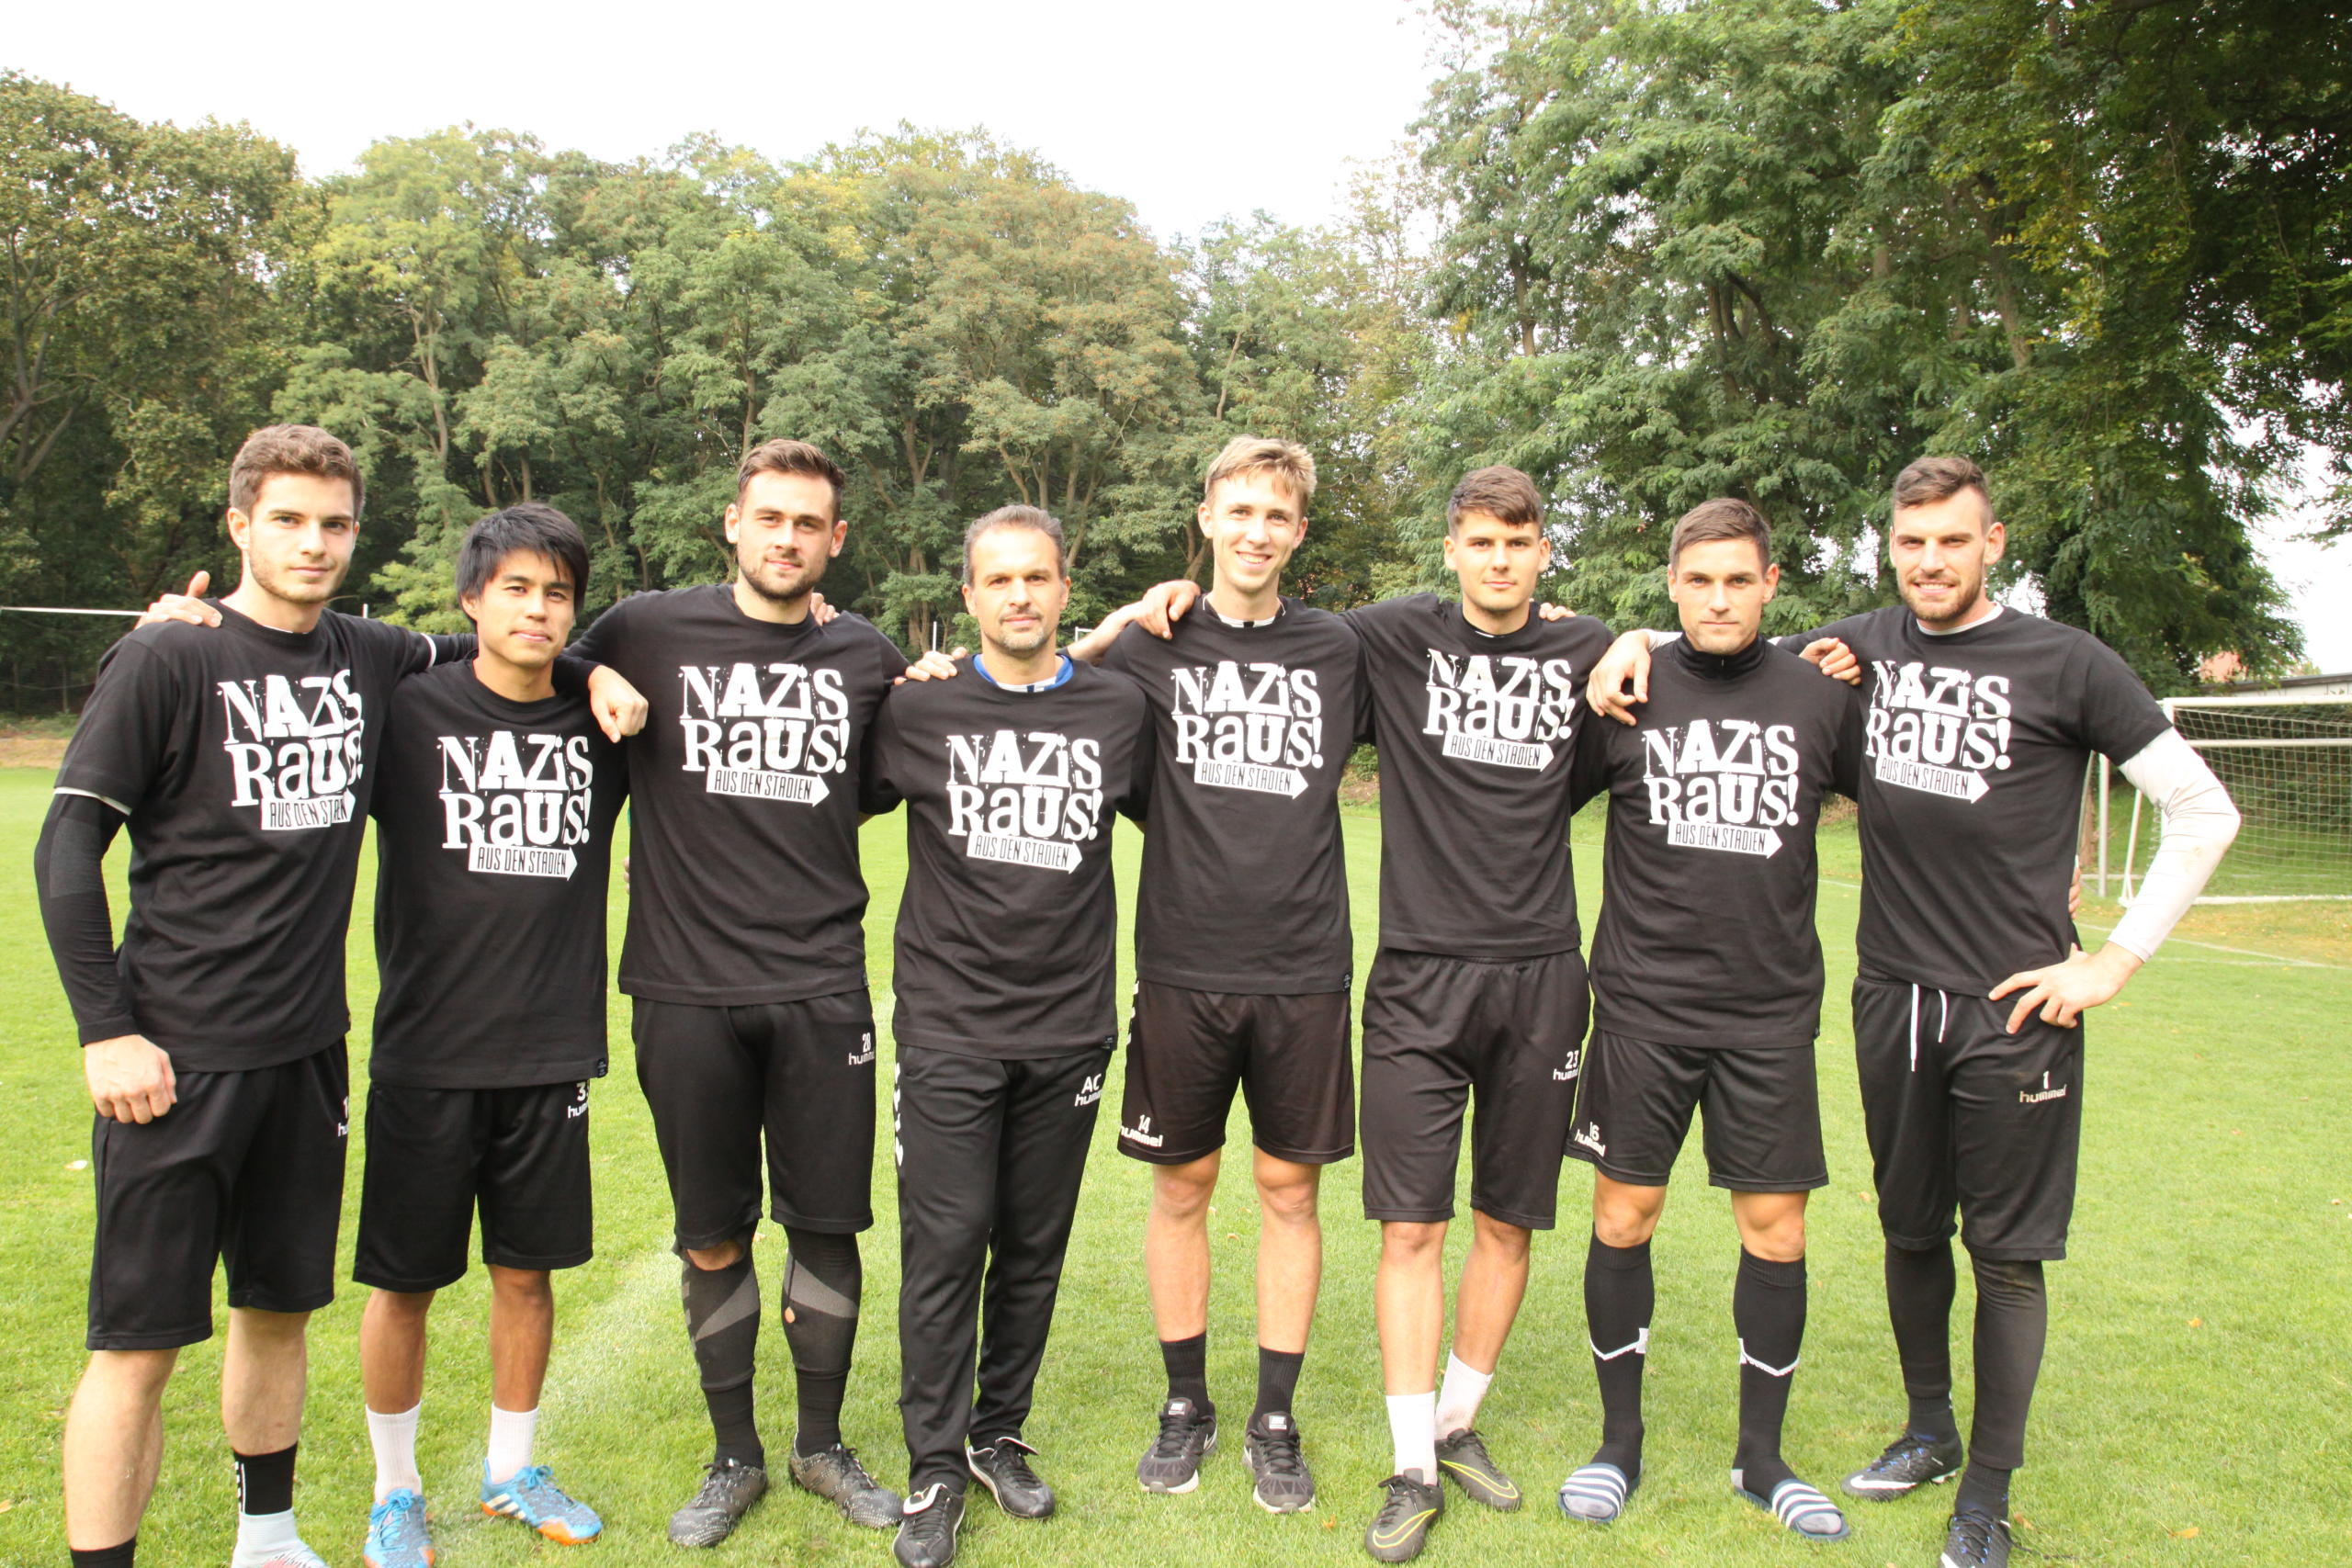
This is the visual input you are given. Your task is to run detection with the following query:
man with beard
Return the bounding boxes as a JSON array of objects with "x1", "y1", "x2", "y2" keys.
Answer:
[
  {"x1": 860, "y1": 507, "x2": 1151, "y2": 1568},
  {"x1": 37, "y1": 427, "x2": 641, "y2": 1568},
  {"x1": 1586, "y1": 456, "x2": 2238, "y2": 1568},
  {"x1": 561, "y1": 439, "x2": 919, "y2": 1545}
]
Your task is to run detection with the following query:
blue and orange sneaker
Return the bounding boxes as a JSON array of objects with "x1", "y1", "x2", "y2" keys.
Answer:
[
  {"x1": 481, "y1": 1463, "x2": 604, "y2": 1544},
  {"x1": 363, "y1": 1487, "x2": 435, "y2": 1567}
]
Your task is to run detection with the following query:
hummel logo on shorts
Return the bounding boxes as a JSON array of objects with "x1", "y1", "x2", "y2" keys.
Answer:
[
  {"x1": 2018, "y1": 1072, "x2": 2067, "y2": 1104},
  {"x1": 1572, "y1": 1121, "x2": 1607, "y2": 1157}
]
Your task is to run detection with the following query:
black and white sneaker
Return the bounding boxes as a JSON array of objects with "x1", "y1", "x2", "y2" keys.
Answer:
[
  {"x1": 893, "y1": 1483, "x2": 965, "y2": 1568},
  {"x1": 967, "y1": 1438, "x2": 1055, "y2": 1519},
  {"x1": 1136, "y1": 1398, "x2": 1218, "y2": 1494},
  {"x1": 1363, "y1": 1473, "x2": 1443, "y2": 1562},
  {"x1": 789, "y1": 1442, "x2": 901, "y2": 1529},
  {"x1": 1939, "y1": 1508, "x2": 2011, "y2": 1568},
  {"x1": 667, "y1": 1459, "x2": 768, "y2": 1546},
  {"x1": 1435, "y1": 1428, "x2": 1522, "y2": 1512},
  {"x1": 1841, "y1": 1429, "x2": 1965, "y2": 1500},
  {"x1": 1245, "y1": 1411, "x2": 1316, "y2": 1513}
]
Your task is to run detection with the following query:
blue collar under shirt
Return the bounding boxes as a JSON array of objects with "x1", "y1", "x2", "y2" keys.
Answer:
[{"x1": 972, "y1": 650, "x2": 1076, "y2": 694}]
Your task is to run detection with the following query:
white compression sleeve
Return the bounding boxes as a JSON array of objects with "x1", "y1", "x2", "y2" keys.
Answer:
[{"x1": 2109, "y1": 729, "x2": 2241, "y2": 961}]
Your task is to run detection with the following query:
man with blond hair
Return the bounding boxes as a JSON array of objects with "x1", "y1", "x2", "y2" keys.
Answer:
[{"x1": 1074, "y1": 435, "x2": 1367, "y2": 1515}]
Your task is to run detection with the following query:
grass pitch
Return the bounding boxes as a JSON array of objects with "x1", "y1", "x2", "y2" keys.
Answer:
[{"x1": 0, "y1": 764, "x2": 2345, "y2": 1566}]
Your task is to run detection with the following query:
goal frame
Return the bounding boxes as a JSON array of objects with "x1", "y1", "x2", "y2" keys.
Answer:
[{"x1": 2105, "y1": 672, "x2": 2352, "y2": 905}]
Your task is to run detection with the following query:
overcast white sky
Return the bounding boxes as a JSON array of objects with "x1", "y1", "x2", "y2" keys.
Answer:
[
  {"x1": 15, "y1": 0, "x2": 1442, "y2": 242},
  {"x1": 13, "y1": 0, "x2": 2343, "y2": 668}
]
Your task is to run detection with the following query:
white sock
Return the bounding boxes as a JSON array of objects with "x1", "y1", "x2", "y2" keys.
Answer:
[
  {"x1": 368, "y1": 1403, "x2": 423, "y2": 1504},
  {"x1": 1436, "y1": 1352, "x2": 1495, "y2": 1438},
  {"x1": 1385, "y1": 1391, "x2": 1437, "y2": 1484},
  {"x1": 231, "y1": 1507, "x2": 300, "y2": 1561},
  {"x1": 486, "y1": 1404, "x2": 540, "y2": 1484}
]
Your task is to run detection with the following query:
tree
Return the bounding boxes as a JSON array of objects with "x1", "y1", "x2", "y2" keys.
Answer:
[{"x1": 1412, "y1": 0, "x2": 2319, "y2": 683}]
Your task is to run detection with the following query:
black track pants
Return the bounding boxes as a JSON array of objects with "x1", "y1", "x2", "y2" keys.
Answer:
[{"x1": 895, "y1": 1043, "x2": 1108, "y2": 1492}]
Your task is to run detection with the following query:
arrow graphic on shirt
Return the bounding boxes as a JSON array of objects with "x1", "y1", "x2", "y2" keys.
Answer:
[
  {"x1": 1667, "y1": 821, "x2": 1785, "y2": 857},
  {"x1": 1192, "y1": 758, "x2": 1308, "y2": 797},
  {"x1": 702, "y1": 767, "x2": 831, "y2": 805},
  {"x1": 468, "y1": 843, "x2": 578, "y2": 879},
  {"x1": 1442, "y1": 732, "x2": 1555, "y2": 770},
  {"x1": 1871, "y1": 755, "x2": 1989, "y2": 802}
]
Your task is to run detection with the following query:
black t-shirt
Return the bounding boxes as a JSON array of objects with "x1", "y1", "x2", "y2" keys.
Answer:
[
  {"x1": 862, "y1": 655, "x2": 1151, "y2": 1056},
  {"x1": 51, "y1": 603, "x2": 446, "y2": 1070},
  {"x1": 1791, "y1": 605, "x2": 2172, "y2": 995},
  {"x1": 568, "y1": 584, "x2": 903, "y2": 1004},
  {"x1": 1350, "y1": 593, "x2": 1613, "y2": 958},
  {"x1": 1571, "y1": 637, "x2": 1861, "y2": 1049},
  {"x1": 1102, "y1": 599, "x2": 1367, "y2": 994},
  {"x1": 367, "y1": 662, "x2": 629, "y2": 1088}
]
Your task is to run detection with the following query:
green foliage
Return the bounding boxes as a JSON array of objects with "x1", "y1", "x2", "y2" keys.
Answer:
[
  {"x1": 1415, "y1": 0, "x2": 2334, "y2": 685},
  {"x1": 6, "y1": 14, "x2": 2346, "y2": 691}
]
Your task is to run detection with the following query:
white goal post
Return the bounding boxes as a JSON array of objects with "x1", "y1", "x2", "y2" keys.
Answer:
[{"x1": 2099, "y1": 672, "x2": 2352, "y2": 905}]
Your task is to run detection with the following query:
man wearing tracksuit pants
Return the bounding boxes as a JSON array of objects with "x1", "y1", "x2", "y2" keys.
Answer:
[{"x1": 861, "y1": 504, "x2": 1152, "y2": 1568}]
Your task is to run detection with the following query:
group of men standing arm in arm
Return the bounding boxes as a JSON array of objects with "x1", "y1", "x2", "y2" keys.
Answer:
[{"x1": 39, "y1": 422, "x2": 2241, "y2": 1568}]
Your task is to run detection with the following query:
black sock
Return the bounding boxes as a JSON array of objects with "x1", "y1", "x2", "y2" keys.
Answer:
[
  {"x1": 233, "y1": 1443, "x2": 296, "y2": 1517},
  {"x1": 1957, "y1": 1461, "x2": 2013, "y2": 1518},
  {"x1": 1160, "y1": 1332, "x2": 1209, "y2": 1411},
  {"x1": 1967, "y1": 1257, "x2": 2046, "y2": 1475},
  {"x1": 782, "y1": 1227, "x2": 861, "y2": 1457},
  {"x1": 70, "y1": 1540, "x2": 136, "y2": 1568},
  {"x1": 682, "y1": 1247, "x2": 763, "y2": 1469},
  {"x1": 1885, "y1": 1240, "x2": 1957, "y2": 1441},
  {"x1": 1253, "y1": 1346, "x2": 1304, "y2": 1423},
  {"x1": 1731, "y1": 1251, "x2": 1806, "y2": 1496},
  {"x1": 1585, "y1": 1233, "x2": 1652, "y2": 1477}
]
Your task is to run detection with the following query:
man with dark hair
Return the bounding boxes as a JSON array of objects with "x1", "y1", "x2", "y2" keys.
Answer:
[
  {"x1": 37, "y1": 429, "x2": 642, "y2": 1568},
  {"x1": 562, "y1": 436, "x2": 930, "y2": 1545},
  {"x1": 1346, "y1": 466, "x2": 1608, "y2": 1561},
  {"x1": 353, "y1": 504, "x2": 626, "y2": 1568},
  {"x1": 1555, "y1": 498, "x2": 1860, "y2": 1544},
  {"x1": 1587, "y1": 459, "x2": 2238, "y2": 1568},
  {"x1": 862, "y1": 506, "x2": 1152, "y2": 1568}
]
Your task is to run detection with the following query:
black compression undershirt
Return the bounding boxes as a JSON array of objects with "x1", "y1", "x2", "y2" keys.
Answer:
[{"x1": 35, "y1": 793, "x2": 133, "y2": 1043}]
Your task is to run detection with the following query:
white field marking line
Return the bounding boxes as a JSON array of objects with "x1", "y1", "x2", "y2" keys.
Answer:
[
  {"x1": 418, "y1": 1240, "x2": 680, "y2": 1542},
  {"x1": 1815, "y1": 874, "x2": 2350, "y2": 973}
]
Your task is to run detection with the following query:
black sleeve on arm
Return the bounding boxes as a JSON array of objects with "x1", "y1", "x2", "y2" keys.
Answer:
[
  {"x1": 34, "y1": 794, "x2": 137, "y2": 1043},
  {"x1": 1566, "y1": 714, "x2": 1611, "y2": 815},
  {"x1": 550, "y1": 653, "x2": 602, "y2": 696}
]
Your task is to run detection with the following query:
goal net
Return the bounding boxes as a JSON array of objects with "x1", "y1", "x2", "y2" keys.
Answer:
[{"x1": 2118, "y1": 680, "x2": 2352, "y2": 903}]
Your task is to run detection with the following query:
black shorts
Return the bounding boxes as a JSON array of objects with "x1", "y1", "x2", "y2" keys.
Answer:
[
  {"x1": 354, "y1": 1081, "x2": 594, "y2": 1292},
  {"x1": 634, "y1": 991, "x2": 877, "y2": 1247},
  {"x1": 1853, "y1": 975, "x2": 2085, "y2": 1261},
  {"x1": 86, "y1": 1043, "x2": 350, "y2": 1350},
  {"x1": 1360, "y1": 948, "x2": 1587, "y2": 1230},
  {"x1": 1566, "y1": 1029, "x2": 1827, "y2": 1192},
  {"x1": 1118, "y1": 983, "x2": 1352, "y2": 1167}
]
